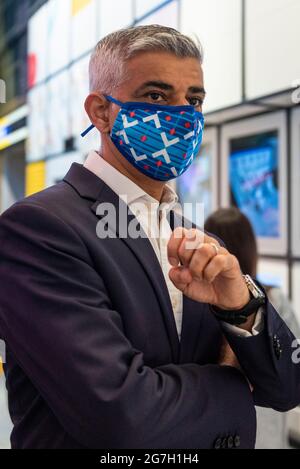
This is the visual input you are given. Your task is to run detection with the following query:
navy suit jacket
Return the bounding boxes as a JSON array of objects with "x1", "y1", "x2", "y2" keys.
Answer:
[{"x1": 0, "y1": 163, "x2": 299, "y2": 449}]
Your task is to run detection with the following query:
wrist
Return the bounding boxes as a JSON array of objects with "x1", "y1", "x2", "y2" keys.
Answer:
[
  {"x1": 210, "y1": 276, "x2": 266, "y2": 326},
  {"x1": 216, "y1": 287, "x2": 251, "y2": 311}
]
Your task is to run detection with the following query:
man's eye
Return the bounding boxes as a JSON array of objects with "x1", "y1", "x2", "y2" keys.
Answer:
[
  {"x1": 188, "y1": 97, "x2": 203, "y2": 108},
  {"x1": 146, "y1": 93, "x2": 165, "y2": 103}
]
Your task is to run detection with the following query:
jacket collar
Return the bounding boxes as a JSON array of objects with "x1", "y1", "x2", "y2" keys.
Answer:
[{"x1": 63, "y1": 163, "x2": 107, "y2": 201}]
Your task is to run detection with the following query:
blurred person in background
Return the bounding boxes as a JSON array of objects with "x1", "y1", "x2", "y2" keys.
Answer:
[{"x1": 205, "y1": 207, "x2": 300, "y2": 449}]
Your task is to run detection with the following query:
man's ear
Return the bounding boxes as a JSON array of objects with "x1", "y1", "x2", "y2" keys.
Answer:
[{"x1": 84, "y1": 93, "x2": 111, "y2": 134}]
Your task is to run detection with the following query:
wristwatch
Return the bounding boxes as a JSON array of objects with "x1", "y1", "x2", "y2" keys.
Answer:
[{"x1": 210, "y1": 275, "x2": 267, "y2": 326}]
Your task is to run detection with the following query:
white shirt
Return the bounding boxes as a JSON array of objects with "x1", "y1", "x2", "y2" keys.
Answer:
[{"x1": 84, "y1": 151, "x2": 263, "y2": 339}]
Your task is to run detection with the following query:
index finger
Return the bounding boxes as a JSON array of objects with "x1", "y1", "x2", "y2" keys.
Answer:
[
  {"x1": 168, "y1": 228, "x2": 207, "y2": 267},
  {"x1": 168, "y1": 227, "x2": 188, "y2": 267}
]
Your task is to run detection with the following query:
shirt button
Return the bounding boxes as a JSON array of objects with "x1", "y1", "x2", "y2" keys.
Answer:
[
  {"x1": 234, "y1": 435, "x2": 241, "y2": 448},
  {"x1": 227, "y1": 436, "x2": 234, "y2": 449},
  {"x1": 214, "y1": 437, "x2": 222, "y2": 450}
]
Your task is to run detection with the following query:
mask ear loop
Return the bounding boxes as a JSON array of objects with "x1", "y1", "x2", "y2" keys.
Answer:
[
  {"x1": 81, "y1": 95, "x2": 123, "y2": 137},
  {"x1": 81, "y1": 124, "x2": 95, "y2": 138},
  {"x1": 104, "y1": 95, "x2": 123, "y2": 107}
]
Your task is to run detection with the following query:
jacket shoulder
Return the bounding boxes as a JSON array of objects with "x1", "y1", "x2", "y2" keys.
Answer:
[{"x1": 1, "y1": 181, "x2": 81, "y2": 222}]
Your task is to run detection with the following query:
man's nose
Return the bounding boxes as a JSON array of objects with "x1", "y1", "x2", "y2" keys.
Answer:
[{"x1": 171, "y1": 96, "x2": 190, "y2": 106}]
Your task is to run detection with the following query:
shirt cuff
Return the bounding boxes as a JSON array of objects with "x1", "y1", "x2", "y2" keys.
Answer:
[{"x1": 221, "y1": 307, "x2": 265, "y2": 338}]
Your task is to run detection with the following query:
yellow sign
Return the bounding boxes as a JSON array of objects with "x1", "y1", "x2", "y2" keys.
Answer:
[
  {"x1": 0, "y1": 360, "x2": 3, "y2": 375},
  {"x1": 72, "y1": 0, "x2": 92, "y2": 16},
  {"x1": 0, "y1": 116, "x2": 8, "y2": 128},
  {"x1": 0, "y1": 139, "x2": 10, "y2": 151},
  {"x1": 26, "y1": 161, "x2": 46, "y2": 197}
]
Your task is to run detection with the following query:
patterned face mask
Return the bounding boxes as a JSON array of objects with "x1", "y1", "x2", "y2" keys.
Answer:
[{"x1": 81, "y1": 95, "x2": 205, "y2": 182}]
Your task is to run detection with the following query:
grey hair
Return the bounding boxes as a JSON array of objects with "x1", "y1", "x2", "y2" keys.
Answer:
[{"x1": 89, "y1": 24, "x2": 203, "y2": 94}]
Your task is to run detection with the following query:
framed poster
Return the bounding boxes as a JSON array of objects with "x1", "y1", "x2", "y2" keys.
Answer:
[{"x1": 221, "y1": 112, "x2": 288, "y2": 256}]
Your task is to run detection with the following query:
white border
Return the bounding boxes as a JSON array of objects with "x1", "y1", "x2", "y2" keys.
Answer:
[
  {"x1": 292, "y1": 108, "x2": 300, "y2": 258},
  {"x1": 292, "y1": 263, "x2": 300, "y2": 326},
  {"x1": 221, "y1": 112, "x2": 288, "y2": 256}
]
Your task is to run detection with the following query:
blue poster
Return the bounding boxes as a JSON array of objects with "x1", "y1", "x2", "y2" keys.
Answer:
[{"x1": 230, "y1": 132, "x2": 279, "y2": 238}]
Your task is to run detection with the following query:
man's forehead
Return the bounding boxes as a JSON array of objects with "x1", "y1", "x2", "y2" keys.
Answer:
[{"x1": 124, "y1": 53, "x2": 204, "y2": 92}]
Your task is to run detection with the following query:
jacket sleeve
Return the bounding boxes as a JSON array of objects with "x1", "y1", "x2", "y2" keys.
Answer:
[
  {"x1": 0, "y1": 202, "x2": 256, "y2": 449},
  {"x1": 222, "y1": 298, "x2": 300, "y2": 412}
]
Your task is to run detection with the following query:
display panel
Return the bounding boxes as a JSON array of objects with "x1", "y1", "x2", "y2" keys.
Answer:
[
  {"x1": 180, "y1": 0, "x2": 242, "y2": 112},
  {"x1": 70, "y1": 57, "x2": 100, "y2": 155},
  {"x1": 70, "y1": 0, "x2": 97, "y2": 61},
  {"x1": 292, "y1": 108, "x2": 300, "y2": 257},
  {"x1": 257, "y1": 259, "x2": 289, "y2": 297},
  {"x1": 98, "y1": 0, "x2": 134, "y2": 38},
  {"x1": 246, "y1": 0, "x2": 300, "y2": 99},
  {"x1": 221, "y1": 112, "x2": 288, "y2": 255},
  {"x1": 135, "y1": 0, "x2": 178, "y2": 28},
  {"x1": 48, "y1": 0, "x2": 71, "y2": 75},
  {"x1": 46, "y1": 72, "x2": 71, "y2": 157},
  {"x1": 177, "y1": 128, "x2": 218, "y2": 225},
  {"x1": 135, "y1": 0, "x2": 169, "y2": 20},
  {"x1": 28, "y1": 2, "x2": 49, "y2": 87},
  {"x1": 230, "y1": 131, "x2": 279, "y2": 238},
  {"x1": 46, "y1": 152, "x2": 85, "y2": 188},
  {"x1": 27, "y1": 85, "x2": 48, "y2": 162}
]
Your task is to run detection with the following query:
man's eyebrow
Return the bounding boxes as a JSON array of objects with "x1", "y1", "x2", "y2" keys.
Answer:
[
  {"x1": 134, "y1": 81, "x2": 175, "y2": 94},
  {"x1": 189, "y1": 86, "x2": 206, "y2": 95},
  {"x1": 134, "y1": 81, "x2": 206, "y2": 95}
]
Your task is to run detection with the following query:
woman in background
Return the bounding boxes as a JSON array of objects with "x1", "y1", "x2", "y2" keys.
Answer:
[{"x1": 205, "y1": 207, "x2": 300, "y2": 450}]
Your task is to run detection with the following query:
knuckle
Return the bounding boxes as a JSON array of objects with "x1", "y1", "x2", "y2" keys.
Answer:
[
  {"x1": 178, "y1": 242, "x2": 189, "y2": 260},
  {"x1": 215, "y1": 255, "x2": 226, "y2": 269},
  {"x1": 190, "y1": 256, "x2": 203, "y2": 275},
  {"x1": 173, "y1": 227, "x2": 186, "y2": 241},
  {"x1": 200, "y1": 243, "x2": 212, "y2": 257},
  {"x1": 230, "y1": 254, "x2": 240, "y2": 269}
]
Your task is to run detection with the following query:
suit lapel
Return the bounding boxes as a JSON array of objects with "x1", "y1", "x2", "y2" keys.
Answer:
[
  {"x1": 90, "y1": 184, "x2": 181, "y2": 363},
  {"x1": 64, "y1": 163, "x2": 206, "y2": 364}
]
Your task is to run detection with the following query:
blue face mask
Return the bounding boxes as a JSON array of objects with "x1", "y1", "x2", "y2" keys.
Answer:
[{"x1": 81, "y1": 95, "x2": 205, "y2": 182}]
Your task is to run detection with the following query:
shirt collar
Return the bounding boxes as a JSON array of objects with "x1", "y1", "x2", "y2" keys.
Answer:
[{"x1": 84, "y1": 151, "x2": 178, "y2": 212}]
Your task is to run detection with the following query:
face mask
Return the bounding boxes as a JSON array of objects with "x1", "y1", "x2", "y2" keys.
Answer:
[{"x1": 81, "y1": 95, "x2": 205, "y2": 182}]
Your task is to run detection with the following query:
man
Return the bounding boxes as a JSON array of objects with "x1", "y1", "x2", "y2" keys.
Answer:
[{"x1": 0, "y1": 25, "x2": 299, "y2": 449}]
